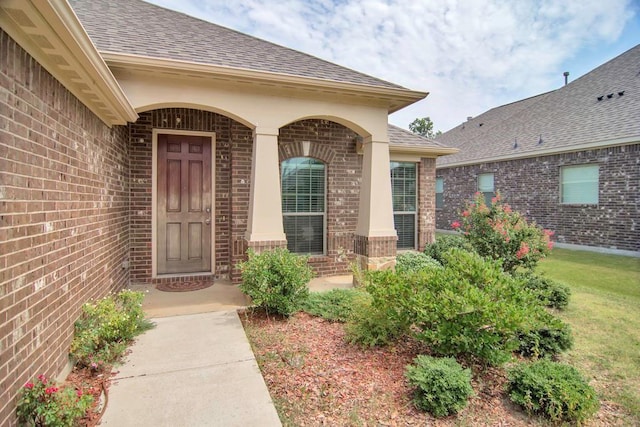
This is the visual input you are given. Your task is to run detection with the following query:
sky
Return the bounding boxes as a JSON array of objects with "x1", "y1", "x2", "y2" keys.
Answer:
[{"x1": 146, "y1": 0, "x2": 640, "y2": 133}]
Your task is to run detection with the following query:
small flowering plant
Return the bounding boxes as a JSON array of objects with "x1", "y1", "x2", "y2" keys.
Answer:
[
  {"x1": 16, "y1": 374, "x2": 93, "y2": 427},
  {"x1": 454, "y1": 192, "x2": 553, "y2": 273}
]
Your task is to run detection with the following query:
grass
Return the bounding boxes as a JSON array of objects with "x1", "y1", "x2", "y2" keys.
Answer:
[{"x1": 537, "y1": 248, "x2": 640, "y2": 421}]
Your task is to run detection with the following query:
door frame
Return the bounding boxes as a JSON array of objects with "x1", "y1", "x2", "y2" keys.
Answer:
[{"x1": 151, "y1": 129, "x2": 216, "y2": 278}]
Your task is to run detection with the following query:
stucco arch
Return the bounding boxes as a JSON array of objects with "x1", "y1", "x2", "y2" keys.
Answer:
[
  {"x1": 135, "y1": 102, "x2": 254, "y2": 129},
  {"x1": 279, "y1": 115, "x2": 372, "y2": 139}
]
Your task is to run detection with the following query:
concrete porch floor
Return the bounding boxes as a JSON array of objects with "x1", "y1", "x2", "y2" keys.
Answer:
[{"x1": 130, "y1": 275, "x2": 354, "y2": 318}]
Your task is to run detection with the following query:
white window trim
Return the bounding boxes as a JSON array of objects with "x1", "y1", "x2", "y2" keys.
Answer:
[{"x1": 560, "y1": 164, "x2": 600, "y2": 205}]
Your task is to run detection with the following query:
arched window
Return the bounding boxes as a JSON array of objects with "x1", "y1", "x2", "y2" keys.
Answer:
[{"x1": 281, "y1": 157, "x2": 326, "y2": 255}]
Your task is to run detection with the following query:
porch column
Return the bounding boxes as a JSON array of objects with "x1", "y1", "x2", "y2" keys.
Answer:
[
  {"x1": 354, "y1": 136, "x2": 397, "y2": 272},
  {"x1": 244, "y1": 127, "x2": 287, "y2": 253}
]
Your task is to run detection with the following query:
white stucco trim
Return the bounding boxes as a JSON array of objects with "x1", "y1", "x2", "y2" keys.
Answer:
[{"x1": 151, "y1": 129, "x2": 216, "y2": 278}]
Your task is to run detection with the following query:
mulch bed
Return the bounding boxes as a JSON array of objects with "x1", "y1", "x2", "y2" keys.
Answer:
[{"x1": 240, "y1": 310, "x2": 628, "y2": 426}]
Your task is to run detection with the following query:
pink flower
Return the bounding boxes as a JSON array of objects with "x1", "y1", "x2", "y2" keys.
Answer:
[
  {"x1": 462, "y1": 210, "x2": 470, "y2": 217},
  {"x1": 491, "y1": 197, "x2": 498, "y2": 204},
  {"x1": 544, "y1": 229, "x2": 555, "y2": 236},
  {"x1": 24, "y1": 382, "x2": 34, "y2": 389},
  {"x1": 503, "y1": 205, "x2": 512, "y2": 214},
  {"x1": 37, "y1": 374, "x2": 47, "y2": 383},
  {"x1": 45, "y1": 387, "x2": 59, "y2": 395},
  {"x1": 451, "y1": 221, "x2": 461, "y2": 230},
  {"x1": 547, "y1": 240, "x2": 554, "y2": 250},
  {"x1": 77, "y1": 389, "x2": 83, "y2": 397},
  {"x1": 516, "y1": 242, "x2": 530, "y2": 259}
]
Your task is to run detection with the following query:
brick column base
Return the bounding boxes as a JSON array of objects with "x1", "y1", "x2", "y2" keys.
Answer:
[{"x1": 353, "y1": 234, "x2": 397, "y2": 277}]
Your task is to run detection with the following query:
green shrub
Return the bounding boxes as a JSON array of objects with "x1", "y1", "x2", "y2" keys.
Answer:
[
  {"x1": 412, "y1": 249, "x2": 547, "y2": 365},
  {"x1": 239, "y1": 248, "x2": 313, "y2": 316},
  {"x1": 516, "y1": 272, "x2": 571, "y2": 309},
  {"x1": 517, "y1": 313, "x2": 573, "y2": 358},
  {"x1": 345, "y1": 270, "x2": 416, "y2": 347},
  {"x1": 17, "y1": 374, "x2": 93, "y2": 427},
  {"x1": 457, "y1": 192, "x2": 554, "y2": 273},
  {"x1": 405, "y1": 355, "x2": 473, "y2": 417},
  {"x1": 301, "y1": 288, "x2": 368, "y2": 322},
  {"x1": 507, "y1": 360, "x2": 599, "y2": 423},
  {"x1": 396, "y1": 251, "x2": 442, "y2": 275},
  {"x1": 70, "y1": 289, "x2": 153, "y2": 370},
  {"x1": 423, "y1": 235, "x2": 474, "y2": 264}
]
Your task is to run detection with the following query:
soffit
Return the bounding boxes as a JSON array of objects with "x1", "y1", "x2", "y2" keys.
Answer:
[{"x1": 0, "y1": 0, "x2": 137, "y2": 126}]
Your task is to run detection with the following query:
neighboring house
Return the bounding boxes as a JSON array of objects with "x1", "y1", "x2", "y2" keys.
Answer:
[
  {"x1": 435, "y1": 45, "x2": 640, "y2": 255},
  {"x1": 0, "y1": 0, "x2": 454, "y2": 422}
]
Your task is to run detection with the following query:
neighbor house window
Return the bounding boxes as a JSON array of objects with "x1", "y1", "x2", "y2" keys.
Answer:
[
  {"x1": 391, "y1": 162, "x2": 417, "y2": 249},
  {"x1": 435, "y1": 177, "x2": 444, "y2": 209},
  {"x1": 561, "y1": 164, "x2": 599, "y2": 204},
  {"x1": 478, "y1": 173, "x2": 495, "y2": 206},
  {"x1": 281, "y1": 157, "x2": 325, "y2": 254}
]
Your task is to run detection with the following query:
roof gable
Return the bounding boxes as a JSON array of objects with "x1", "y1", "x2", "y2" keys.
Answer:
[
  {"x1": 437, "y1": 44, "x2": 640, "y2": 167},
  {"x1": 69, "y1": 0, "x2": 403, "y2": 90}
]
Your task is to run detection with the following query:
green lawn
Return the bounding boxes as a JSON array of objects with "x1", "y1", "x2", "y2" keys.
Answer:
[{"x1": 536, "y1": 248, "x2": 640, "y2": 421}]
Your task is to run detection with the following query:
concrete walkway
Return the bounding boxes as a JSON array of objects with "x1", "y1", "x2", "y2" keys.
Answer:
[
  {"x1": 101, "y1": 311, "x2": 281, "y2": 426},
  {"x1": 101, "y1": 276, "x2": 353, "y2": 426}
]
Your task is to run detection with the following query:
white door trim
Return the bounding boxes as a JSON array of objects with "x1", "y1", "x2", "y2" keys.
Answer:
[{"x1": 151, "y1": 129, "x2": 216, "y2": 278}]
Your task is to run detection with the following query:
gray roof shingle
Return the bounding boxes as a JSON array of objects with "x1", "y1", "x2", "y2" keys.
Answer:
[
  {"x1": 436, "y1": 44, "x2": 640, "y2": 167},
  {"x1": 69, "y1": 0, "x2": 405, "y2": 90},
  {"x1": 388, "y1": 124, "x2": 451, "y2": 150}
]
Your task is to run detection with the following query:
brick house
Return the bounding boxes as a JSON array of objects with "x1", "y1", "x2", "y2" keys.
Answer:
[
  {"x1": 435, "y1": 45, "x2": 640, "y2": 254},
  {"x1": 0, "y1": 0, "x2": 454, "y2": 422}
]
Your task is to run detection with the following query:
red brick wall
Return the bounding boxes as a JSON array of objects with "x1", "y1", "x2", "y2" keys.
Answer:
[
  {"x1": 418, "y1": 157, "x2": 437, "y2": 250},
  {"x1": 0, "y1": 30, "x2": 130, "y2": 426},
  {"x1": 436, "y1": 145, "x2": 640, "y2": 252}
]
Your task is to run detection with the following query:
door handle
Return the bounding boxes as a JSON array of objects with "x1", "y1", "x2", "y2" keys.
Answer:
[{"x1": 205, "y1": 218, "x2": 211, "y2": 225}]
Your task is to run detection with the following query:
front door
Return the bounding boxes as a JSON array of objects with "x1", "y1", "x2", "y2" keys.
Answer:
[{"x1": 157, "y1": 134, "x2": 212, "y2": 274}]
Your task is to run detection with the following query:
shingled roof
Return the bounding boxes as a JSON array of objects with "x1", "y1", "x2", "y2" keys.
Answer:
[
  {"x1": 388, "y1": 124, "x2": 456, "y2": 154},
  {"x1": 436, "y1": 44, "x2": 640, "y2": 167},
  {"x1": 69, "y1": 0, "x2": 404, "y2": 90}
]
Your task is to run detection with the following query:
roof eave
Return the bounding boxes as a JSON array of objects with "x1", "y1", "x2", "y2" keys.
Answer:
[
  {"x1": 437, "y1": 135, "x2": 640, "y2": 168},
  {"x1": 0, "y1": 0, "x2": 138, "y2": 126},
  {"x1": 101, "y1": 52, "x2": 428, "y2": 112},
  {"x1": 390, "y1": 145, "x2": 459, "y2": 157}
]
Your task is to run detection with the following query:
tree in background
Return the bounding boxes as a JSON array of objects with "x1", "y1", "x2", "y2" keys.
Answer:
[{"x1": 409, "y1": 117, "x2": 442, "y2": 138}]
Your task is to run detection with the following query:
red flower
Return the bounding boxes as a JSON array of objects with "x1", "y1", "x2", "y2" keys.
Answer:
[
  {"x1": 45, "y1": 387, "x2": 59, "y2": 395},
  {"x1": 24, "y1": 382, "x2": 34, "y2": 389},
  {"x1": 451, "y1": 221, "x2": 461, "y2": 230},
  {"x1": 37, "y1": 374, "x2": 47, "y2": 384},
  {"x1": 77, "y1": 389, "x2": 83, "y2": 397}
]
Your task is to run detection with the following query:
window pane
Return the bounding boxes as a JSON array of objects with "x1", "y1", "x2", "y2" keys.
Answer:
[
  {"x1": 562, "y1": 165, "x2": 599, "y2": 204},
  {"x1": 390, "y1": 162, "x2": 417, "y2": 249},
  {"x1": 478, "y1": 173, "x2": 494, "y2": 192},
  {"x1": 281, "y1": 157, "x2": 326, "y2": 254},
  {"x1": 394, "y1": 214, "x2": 415, "y2": 249},
  {"x1": 435, "y1": 177, "x2": 443, "y2": 193},
  {"x1": 283, "y1": 215, "x2": 324, "y2": 255},
  {"x1": 436, "y1": 193, "x2": 443, "y2": 209}
]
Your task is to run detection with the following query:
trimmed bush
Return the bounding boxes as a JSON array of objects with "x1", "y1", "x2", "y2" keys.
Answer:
[
  {"x1": 345, "y1": 270, "x2": 416, "y2": 347},
  {"x1": 516, "y1": 272, "x2": 571, "y2": 310},
  {"x1": 423, "y1": 235, "x2": 474, "y2": 264},
  {"x1": 507, "y1": 360, "x2": 599, "y2": 423},
  {"x1": 396, "y1": 251, "x2": 442, "y2": 275},
  {"x1": 239, "y1": 248, "x2": 313, "y2": 316},
  {"x1": 412, "y1": 249, "x2": 546, "y2": 365},
  {"x1": 301, "y1": 288, "x2": 368, "y2": 322},
  {"x1": 405, "y1": 355, "x2": 473, "y2": 417},
  {"x1": 517, "y1": 313, "x2": 573, "y2": 358}
]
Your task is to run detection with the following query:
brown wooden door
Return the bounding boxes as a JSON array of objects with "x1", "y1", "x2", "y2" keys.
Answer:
[{"x1": 157, "y1": 134, "x2": 212, "y2": 274}]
